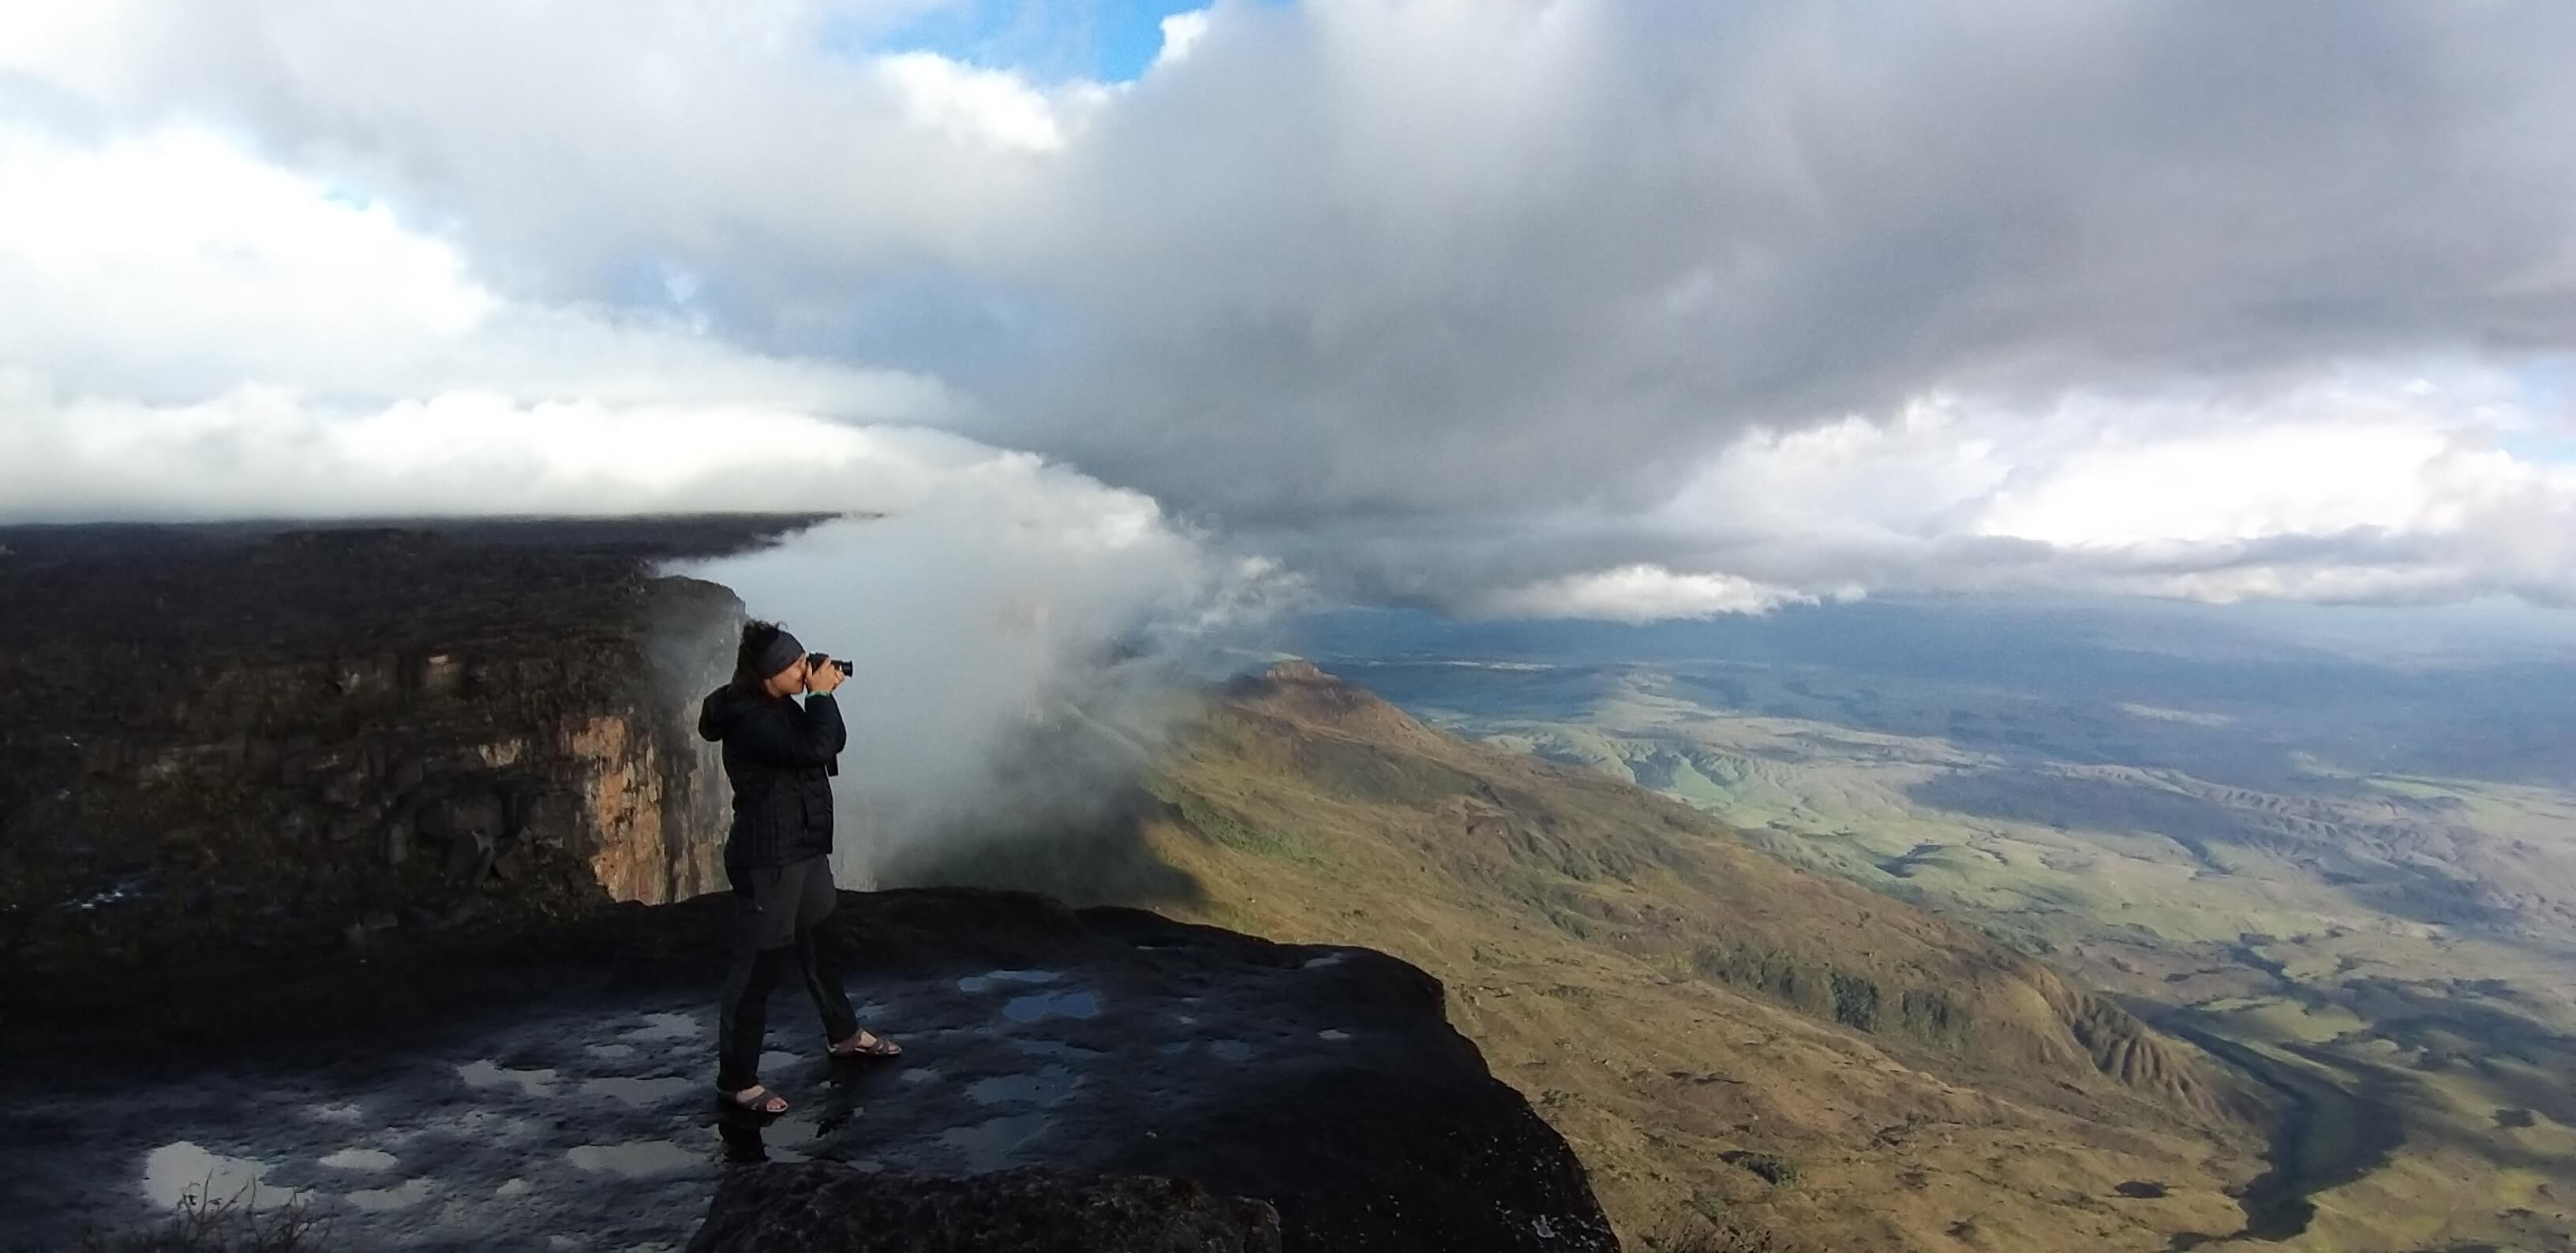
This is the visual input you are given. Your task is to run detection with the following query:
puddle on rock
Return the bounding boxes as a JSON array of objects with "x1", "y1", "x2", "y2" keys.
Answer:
[
  {"x1": 457, "y1": 1060, "x2": 557, "y2": 1097},
  {"x1": 966, "y1": 1067, "x2": 1081, "y2": 1106},
  {"x1": 1001, "y1": 989, "x2": 1099, "y2": 1024},
  {"x1": 388, "y1": 1108, "x2": 537, "y2": 1149},
  {"x1": 142, "y1": 1142, "x2": 299, "y2": 1210},
  {"x1": 345, "y1": 1176, "x2": 436, "y2": 1211},
  {"x1": 957, "y1": 969, "x2": 1061, "y2": 993},
  {"x1": 1011, "y1": 1039, "x2": 1105, "y2": 1060},
  {"x1": 586, "y1": 1043, "x2": 638, "y2": 1060},
  {"x1": 1209, "y1": 1041, "x2": 1255, "y2": 1062},
  {"x1": 623, "y1": 1012, "x2": 699, "y2": 1043},
  {"x1": 566, "y1": 1139, "x2": 701, "y2": 1177},
  {"x1": 579, "y1": 1075, "x2": 700, "y2": 1106},
  {"x1": 1319, "y1": 1029, "x2": 1354, "y2": 1042},
  {"x1": 940, "y1": 1113, "x2": 1050, "y2": 1172},
  {"x1": 898, "y1": 1067, "x2": 942, "y2": 1085},
  {"x1": 319, "y1": 1147, "x2": 398, "y2": 1172}
]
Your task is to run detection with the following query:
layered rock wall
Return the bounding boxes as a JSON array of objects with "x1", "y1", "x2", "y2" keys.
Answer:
[{"x1": 0, "y1": 524, "x2": 773, "y2": 968}]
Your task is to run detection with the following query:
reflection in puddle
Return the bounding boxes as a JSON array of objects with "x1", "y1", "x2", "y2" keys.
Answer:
[
  {"x1": 320, "y1": 1147, "x2": 398, "y2": 1172},
  {"x1": 345, "y1": 1176, "x2": 436, "y2": 1211},
  {"x1": 1002, "y1": 989, "x2": 1099, "y2": 1023},
  {"x1": 1302, "y1": 953, "x2": 1348, "y2": 970},
  {"x1": 623, "y1": 1012, "x2": 699, "y2": 1042},
  {"x1": 966, "y1": 1067, "x2": 1080, "y2": 1106},
  {"x1": 389, "y1": 1108, "x2": 537, "y2": 1148},
  {"x1": 957, "y1": 969, "x2": 1060, "y2": 993},
  {"x1": 567, "y1": 1139, "x2": 700, "y2": 1177},
  {"x1": 1209, "y1": 1041, "x2": 1254, "y2": 1062},
  {"x1": 1011, "y1": 1039, "x2": 1105, "y2": 1060},
  {"x1": 457, "y1": 1060, "x2": 558, "y2": 1097},
  {"x1": 940, "y1": 1113, "x2": 1050, "y2": 1172},
  {"x1": 898, "y1": 1067, "x2": 942, "y2": 1085},
  {"x1": 496, "y1": 1178, "x2": 533, "y2": 1199},
  {"x1": 586, "y1": 1042, "x2": 638, "y2": 1060},
  {"x1": 1319, "y1": 1029, "x2": 1354, "y2": 1042},
  {"x1": 142, "y1": 1142, "x2": 299, "y2": 1210},
  {"x1": 305, "y1": 1102, "x2": 364, "y2": 1124},
  {"x1": 578, "y1": 1075, "x2": 699, "y2": 1106}
]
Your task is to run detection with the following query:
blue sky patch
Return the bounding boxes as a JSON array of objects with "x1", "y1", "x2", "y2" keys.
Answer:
[{"x1": 859, "y1": 0, "x2": 1214, "y2": 84}]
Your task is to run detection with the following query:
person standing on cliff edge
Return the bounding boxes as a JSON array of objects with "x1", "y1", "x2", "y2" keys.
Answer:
[{"x1": 697, "y1": 619, "x2": 903, "y2": 1116}]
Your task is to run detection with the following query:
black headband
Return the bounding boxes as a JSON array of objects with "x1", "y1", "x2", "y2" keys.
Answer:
[{"x1": 752, "y1": 630, "x2": 806, "y2": 681}]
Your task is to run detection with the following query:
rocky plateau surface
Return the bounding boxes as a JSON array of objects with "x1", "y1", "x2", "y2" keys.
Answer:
[{"x1": 2, "y1": 888, "x2": 1617, "y2": 1252}]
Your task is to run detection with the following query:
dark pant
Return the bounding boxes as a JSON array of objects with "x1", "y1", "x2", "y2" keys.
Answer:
[{"x1": 716, "y1": 853, "x2": 858, "y2": 1092}]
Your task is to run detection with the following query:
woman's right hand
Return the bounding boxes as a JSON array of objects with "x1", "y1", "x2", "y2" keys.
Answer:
[{"x1": 807, "y1": 657, "x2": 847, "y2": 694}]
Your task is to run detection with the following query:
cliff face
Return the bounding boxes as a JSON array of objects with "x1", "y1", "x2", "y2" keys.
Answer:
[{"x1": 0, "y1": 522, "x2": 787, "y2": 969}]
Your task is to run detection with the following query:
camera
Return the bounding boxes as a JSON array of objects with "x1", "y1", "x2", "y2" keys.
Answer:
[{"x1": 807, "y1": 653, "x2": 854, "y2": 676}]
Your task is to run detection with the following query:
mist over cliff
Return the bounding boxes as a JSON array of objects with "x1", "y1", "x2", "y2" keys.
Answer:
[{"x1": 672, "y1": 492, "x2": 1292, "y2": 888}]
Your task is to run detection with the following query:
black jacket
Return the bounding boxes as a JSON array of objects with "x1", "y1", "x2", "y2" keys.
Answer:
[{"x1": 696, "y1": 685, "x2": 846, "y2": 873}]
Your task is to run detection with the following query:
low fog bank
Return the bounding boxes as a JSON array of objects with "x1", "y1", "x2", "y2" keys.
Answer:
[{"x1": 670, "y1": 471, "x2": 1291, "y2": 892}]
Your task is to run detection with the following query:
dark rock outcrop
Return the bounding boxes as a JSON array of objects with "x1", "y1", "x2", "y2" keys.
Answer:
[
  {"x1": 687, "y1": 1164, "x2": 1283, "y2": 1253},
  {"x1": 0, "y1": 518, "x2": 812, "y2": 971},
  {"x1": 3, "y1": 886, "x2": 1620, "y2": 1252}
]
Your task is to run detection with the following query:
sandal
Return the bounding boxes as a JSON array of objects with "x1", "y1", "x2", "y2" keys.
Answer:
[
  {"x1": 721, "y1": 1084, "x2": 788, "y2": 1116},
  {"x1": 829, "y1": 1030, "x2": 903, "y2": 1059}
]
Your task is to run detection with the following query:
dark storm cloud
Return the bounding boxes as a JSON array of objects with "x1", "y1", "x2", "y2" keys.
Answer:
[{"x1": 9, "y1": 0, "x2": 2576, "y2": 611}]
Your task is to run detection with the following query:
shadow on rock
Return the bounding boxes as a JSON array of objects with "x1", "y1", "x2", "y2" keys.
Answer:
[{"x1": 688, "y1": 1163, "x2": 1282, "y2": 1253}]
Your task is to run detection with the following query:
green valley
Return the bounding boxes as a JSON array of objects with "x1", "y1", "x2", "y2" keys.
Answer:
[{"x1": 1321, "y1": 637, "x2": 2576, "y2": 1253}]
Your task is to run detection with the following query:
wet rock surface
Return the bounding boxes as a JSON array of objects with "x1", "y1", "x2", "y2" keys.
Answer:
[
  {"x1": 686, "y1": 1164, "x2": 1282, "y2": 1252},
  {"x1": 0, "y1": 888, "x2": 1619, "y2": 1252}
]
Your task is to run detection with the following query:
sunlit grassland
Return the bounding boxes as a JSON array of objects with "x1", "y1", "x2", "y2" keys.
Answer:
[
  {"x1": 1111, "y1": 686, "x2": 2269, "y2": 1251},
  {"x1": 1380, "y1": 661, "x2": 2576, "y2": 1251}
]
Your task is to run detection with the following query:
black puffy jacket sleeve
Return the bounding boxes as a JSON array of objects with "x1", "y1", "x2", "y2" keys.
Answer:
[{"x1": 729, "y1": 694, "x2": 846, "y2": 772}]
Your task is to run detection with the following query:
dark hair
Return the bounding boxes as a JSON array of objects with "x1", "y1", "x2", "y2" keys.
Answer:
[{"x1": 732, "y1": 619, "x2": 788, "y2": 695}]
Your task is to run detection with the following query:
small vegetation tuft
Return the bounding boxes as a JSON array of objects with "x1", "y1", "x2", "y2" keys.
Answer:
[
  {"x1": 1723, "y1": 1150, "x2": 1801, "y2": 1188},
  {"x1": 73, "y1": 1182, "x2": 327, "y2": 1252},
  {"x1": 1644, "y1": 1218, "x2": 1782, "y2": 1253}
]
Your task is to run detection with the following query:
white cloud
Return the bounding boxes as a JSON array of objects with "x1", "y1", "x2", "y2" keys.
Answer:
[
  {"x1": 0, "y1": 367, "x2": 1032, "y2": 522},
  {"x1": 0, "y1": 118, "x2": 982, "y2": 522},
  {"x1": 878, "y1": 51, "x2": 1104, "y2": 152},
  {"x1": 1155, "y1": 9, "x2": 1211, "y2": 67},
  {"x1": 1473, "y1": 564, "x2": 1813, "y2": 623},
  {"x1": 2, "y1": 2, "x2": 2575, "y2": 618},
  {"x1": 0, "y1": 122, "x2": 945, "y2": 416},
  {"x1": 1634, "y1": 366, "x2": 2576, "y2": 608}
]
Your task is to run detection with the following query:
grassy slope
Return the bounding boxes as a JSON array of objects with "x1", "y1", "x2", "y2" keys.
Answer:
[
  {"x1": 1121, "y1": 664, "x2": 2266, "y2": 1251},
  {"x1": 1455, "y1": 671, "x2": 2576, "y2": 1252}
]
